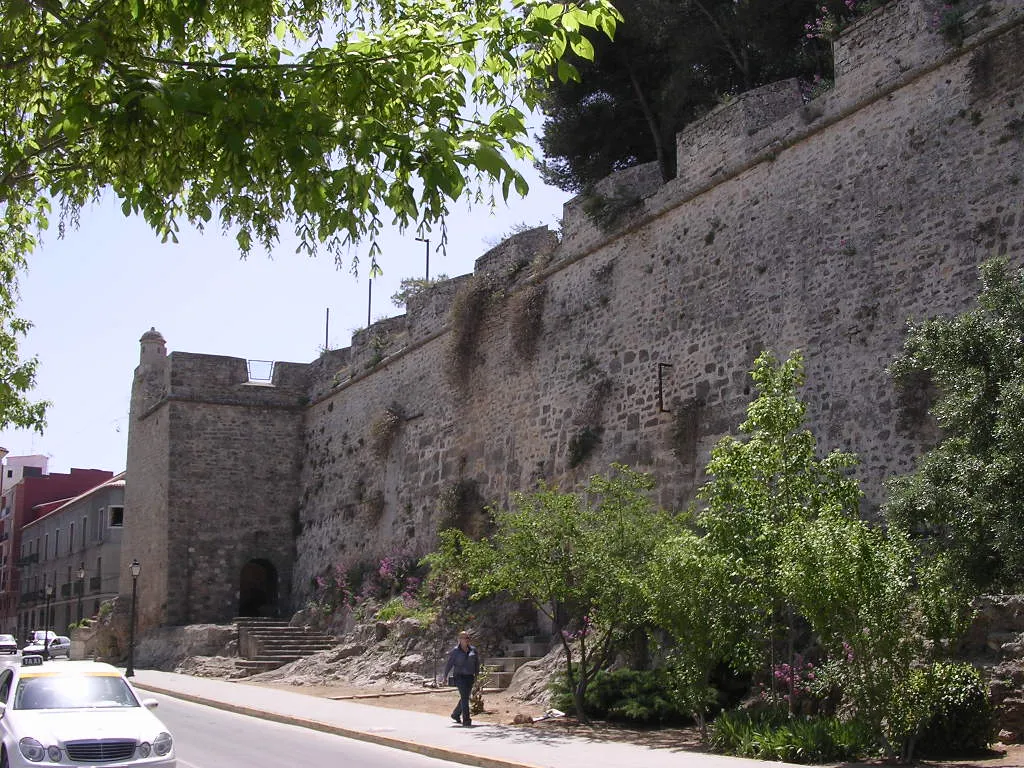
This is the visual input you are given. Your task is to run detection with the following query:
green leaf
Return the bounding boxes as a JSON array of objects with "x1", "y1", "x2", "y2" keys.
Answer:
[
  {"x1": 556, "y1": 59, "x2": 578, "y2": 83},
  {"x1": 569, "y1": 34, "x2": 594, "y2": 60}
]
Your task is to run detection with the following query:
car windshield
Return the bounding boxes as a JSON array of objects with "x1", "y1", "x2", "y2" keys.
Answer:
[
  {"x1": 14, "y1": 675, "x2": 140, "y2": 710},
  {"x1": 0, "y1": 636, "x2": 14, "y2": 643}
]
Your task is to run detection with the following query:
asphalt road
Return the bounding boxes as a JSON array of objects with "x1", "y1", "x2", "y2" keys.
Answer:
[{"x1": 148, "y1": 692, "x2": 468, "y2": 768}]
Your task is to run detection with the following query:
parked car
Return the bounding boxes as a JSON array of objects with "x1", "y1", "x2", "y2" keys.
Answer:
[
  {"x1": 21, "y1": 635, "x2": 69, "y2": 659},
  {"x1": 0, "y1": 656, "x2": 175, "y2": 767},
  {"x1": 0, "y1": 636, "x2": 16, "y2": 655}
]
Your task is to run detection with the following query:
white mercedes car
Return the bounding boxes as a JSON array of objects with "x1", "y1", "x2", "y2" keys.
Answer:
[{"x1": 0, "y1": 656, "x2": 174, "y2": 767}]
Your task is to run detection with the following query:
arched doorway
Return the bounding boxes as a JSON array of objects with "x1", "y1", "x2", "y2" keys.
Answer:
[{"x1": 238, "y1": 559, "x2": 278, "y2": 618}]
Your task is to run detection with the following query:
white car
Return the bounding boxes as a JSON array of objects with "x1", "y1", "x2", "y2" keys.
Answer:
[
  {"x1": 0, "y1": 656, "x2": 174, "y2": 767},
  {"x1": 20, "y1": 637, "x2": 69, "y2": 659}
]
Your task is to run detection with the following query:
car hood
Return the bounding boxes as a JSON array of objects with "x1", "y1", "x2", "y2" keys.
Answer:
[{"x1": 12, "y1": 708, "x2": 165, "y2": 743}]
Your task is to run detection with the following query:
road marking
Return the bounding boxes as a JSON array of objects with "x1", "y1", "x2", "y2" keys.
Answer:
[{"x1": 177, "y1": 758, "x2": 205, "y2": 768}]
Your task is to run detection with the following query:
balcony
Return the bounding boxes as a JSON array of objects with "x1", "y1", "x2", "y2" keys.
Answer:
[
  {"x1": 89, "y1": 576, "x2": 101, "y2": 592},
  {"x1": 16, "y1": 552, "x2": 38, "y2": 567}
]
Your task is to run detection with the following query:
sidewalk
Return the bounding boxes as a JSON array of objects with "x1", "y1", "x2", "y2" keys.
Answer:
[{"x1": 130, "y1": 669, "x2": 787, "y2": 768}]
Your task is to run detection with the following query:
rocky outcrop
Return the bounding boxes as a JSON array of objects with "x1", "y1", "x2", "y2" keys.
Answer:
[{"x1": 962, "y1": 595, "x2": 1024, "y2": 742}]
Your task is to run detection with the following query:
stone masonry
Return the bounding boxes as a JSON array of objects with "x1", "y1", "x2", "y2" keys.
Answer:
[{"x1": 124, "y1": 0, "x2": 1024, "y2": 627}]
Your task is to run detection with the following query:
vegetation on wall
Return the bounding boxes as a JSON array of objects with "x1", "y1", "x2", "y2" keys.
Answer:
[
  {"x1": 370, "y1": 403, "x2": 405, "y2": 459},
  {"x1": 581, "y1": 190, "x2": 643, "y2": 232},
  {"x1": 390, "y1": 275, "x2": 451, "y2": 308},
  {"x1": 446, "y1": 274, "x2": 505, "y2": 385},
  {"x1": 436, "y1": 478, "x2": 486, "y2": 536},
  {"x1": 568, "y1": 426, "x2": 603, "y2": 468},
  {"x1": 509, "y1": 283, "x2": 548, "y2": 360}
]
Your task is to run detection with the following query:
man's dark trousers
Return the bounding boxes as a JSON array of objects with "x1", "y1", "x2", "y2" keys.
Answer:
[{"x1": 451, "y1": 673, "x2": 474, "y2": 725}]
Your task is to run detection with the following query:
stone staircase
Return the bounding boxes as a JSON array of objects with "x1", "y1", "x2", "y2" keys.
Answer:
[
  {"x1": 483, "y1": 634, "x2": 551, "y2": 690},
  {"x1": 233, "y1": 618, "x2": 336, "y2": 676}
]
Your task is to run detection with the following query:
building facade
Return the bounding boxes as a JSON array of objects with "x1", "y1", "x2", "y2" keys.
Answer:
[
  {"x1": 17, "y1": 473, "x2": 125, "y2": 637},
  {"x1": 0, "y1": 464, "x2": 114, "y2": 634}
]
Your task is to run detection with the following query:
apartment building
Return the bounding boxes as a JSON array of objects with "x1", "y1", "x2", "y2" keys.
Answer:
[{"x1": 0, "y1": 460, "x2": 115, "y2": 634}]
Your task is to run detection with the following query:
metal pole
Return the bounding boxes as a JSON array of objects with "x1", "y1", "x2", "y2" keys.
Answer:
[
  {"x1": 416, "y1": 237, "x2": 430, "y2": 281},
  {"x1": 324, "y1": 308, "x2": 329, "y2": 351},
  {"x1": 126, "y1": 573, "x2": 137, "y2": 677},
  {"x1": 42, "y1": 587, "x2": 50, "y2": 661},
  {"x1": 367, "y1": 279, "x2": 372, "y2": 327},
  {"x1": 77, "y1": 575, "x2": 83, "y2": 623}
]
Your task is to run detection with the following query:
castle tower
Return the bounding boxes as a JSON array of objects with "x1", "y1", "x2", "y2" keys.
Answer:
[{"x1": 122, "y1": 329, "x2": 309, "y2": 631}]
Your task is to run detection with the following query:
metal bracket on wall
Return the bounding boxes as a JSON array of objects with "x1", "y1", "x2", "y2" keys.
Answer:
[{"x1": 658, "y1": 363, "x2": 673, "y2": 413}]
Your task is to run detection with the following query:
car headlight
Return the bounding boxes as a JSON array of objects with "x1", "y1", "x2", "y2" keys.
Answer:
[
  {"x1": 153, "y1": 732, "x2": 173, "y2": 756},
  {"x1": 137, "y1": 742, "x2": 151, "y2": 758},
  {"x1": 18, "y1": 737, "x2": 45, "y2": 762},
  {"x1": 46, "y1": 745, "x2": 62, "y2": 762}
]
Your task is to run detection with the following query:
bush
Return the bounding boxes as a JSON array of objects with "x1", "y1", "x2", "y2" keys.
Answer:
[
  {"x1": 709, "y1": 706, "x2": 875, "y2": 764},
  {"x1": 914, "y1": 662, "x2": 995, "y2": 758},
  {"x1": 550, "y1": 668, "x2": 687, "y2": 725}
]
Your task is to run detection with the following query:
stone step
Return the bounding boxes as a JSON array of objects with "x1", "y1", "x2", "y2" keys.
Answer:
[
  {"x1": 234, "y1": 619, "x2": 291, "y2": 627},
  {"x1": 482, "y1": 670, "x2": 514, "y2": 689},
  {"x1": 249, "y1": 632, "x2": 334, "y2": 642},
  {"x1": 256, "y1": 640, "x2": 334, "y2": 649},
  {"x1": 485, "y1": 656, "x2": 544, "y2": 673},
  {"x1": 505, "y1": 641, "x2": 551, "y2": 658}
]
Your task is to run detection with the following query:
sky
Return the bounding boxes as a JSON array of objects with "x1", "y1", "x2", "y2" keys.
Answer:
[{"x1": 0, "y1": 155, "x2": 570, "y2": 475}]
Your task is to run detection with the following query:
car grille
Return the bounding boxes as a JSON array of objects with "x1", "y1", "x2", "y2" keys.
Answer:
[{"x1": 65, "y1": 739, "x2": 137, "y2": 762}]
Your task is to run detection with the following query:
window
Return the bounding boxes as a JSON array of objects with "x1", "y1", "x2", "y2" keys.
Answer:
[
  {"x1": 81, "y1": 517, "x2": 87, "y2": 548},
  {"x1": 108, "y1": 507, "x2": 123, "y2": 528},
  {"x1": 69, "y1": 523, "x2": 74, "y2": 553},
  {"x1": 54, "y1": 530, "x2": 59, "y2": 558},
  {"x1": 43, "y1": 535, "x2": 48, "y2": 561}
]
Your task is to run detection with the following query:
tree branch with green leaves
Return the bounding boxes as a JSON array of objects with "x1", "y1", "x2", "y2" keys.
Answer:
[{"x1": 0, "y1": 0, "x2": 619, "y2": 431}]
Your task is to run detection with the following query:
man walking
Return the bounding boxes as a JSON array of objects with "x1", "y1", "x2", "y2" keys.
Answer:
[{"x1": 442, "y1": 630, "x2": 480, "y2": 726}]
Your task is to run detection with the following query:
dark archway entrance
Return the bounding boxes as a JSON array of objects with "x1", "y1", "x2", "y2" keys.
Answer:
[{"x1": 238, "y1": 559, "x2": 278, "y2": 618}]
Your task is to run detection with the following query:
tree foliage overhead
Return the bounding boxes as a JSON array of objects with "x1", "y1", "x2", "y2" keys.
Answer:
[
  {"x1": 536, "y1": 0, "x2": 839, "y2": 191},
  {"x1": 886, "y1": 257, "x2": 1024, "y2": 594},
  {"x1": 2, "y1": 0, "x2": 618, "y2": 261},
  {"x1": 0, "y1": 0, "x2": 618, "y2": 430}
]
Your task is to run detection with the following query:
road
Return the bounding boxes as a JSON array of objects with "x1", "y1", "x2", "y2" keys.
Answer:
[{"x1": 148, "y1": 692, "x2": 469, "y2": 768}]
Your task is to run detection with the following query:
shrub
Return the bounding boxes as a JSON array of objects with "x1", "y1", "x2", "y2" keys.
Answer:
[
  {"x1": 709, "y1": 706, "x2": 875, "y2": 764},
  {"x1": 913, "y1": 662, "x2": 995, "y2": 758},
  {"x1": 550, "y1": 668, "x2": 687, "y2": 725}
]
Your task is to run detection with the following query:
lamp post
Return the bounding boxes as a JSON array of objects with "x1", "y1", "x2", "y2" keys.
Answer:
[
  {"x1": 42, "y1": 583, "x2": 53, "y2": 661},
  {"x1": 76, "y1": 563, "x2": 85, "y2": 623},
  {"x1": 126, "y1": 559, "x2": 140, "y2": 677},
  {"x1": 415, "y1": 237, "x2": 430, "y2": 281}
]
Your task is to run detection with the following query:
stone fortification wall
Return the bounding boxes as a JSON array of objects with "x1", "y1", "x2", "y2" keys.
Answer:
[
  {"x1": 126, "y1": 343, "x2": 308, "y2": 627},
  {"x1": 289, "y1": 0, "x2": 1024, "y2": 602}
]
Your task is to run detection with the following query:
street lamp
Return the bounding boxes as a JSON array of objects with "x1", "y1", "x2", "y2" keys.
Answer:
[
  {"x1": 126, "y1": 559, "x2": 140, "y2": 677},
  {"x1": 42, "y1": 583, "x2": 53, "y2": 661},
  {"x1": 415, "y1": 237, "x2": 430, "y2": 281},
  {"x1": 76, "y1": 563, "x2": 85, "y2": 623}
]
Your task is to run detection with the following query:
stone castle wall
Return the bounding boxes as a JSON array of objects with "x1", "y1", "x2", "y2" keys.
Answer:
[
  {"x1": 127, "y1": 0, "x2": 1024, "y2": 622},
  {"x1": 290, "y1": 0, "x2": 1024, "y2": 601},
  {"x1": 125, "y1": 347, "x2": 308, "y2": 626}
]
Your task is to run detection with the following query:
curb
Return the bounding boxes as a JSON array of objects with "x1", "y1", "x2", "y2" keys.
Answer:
[{"x1": 132, "y1": 681, "x2": 544, "y2": 768}]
